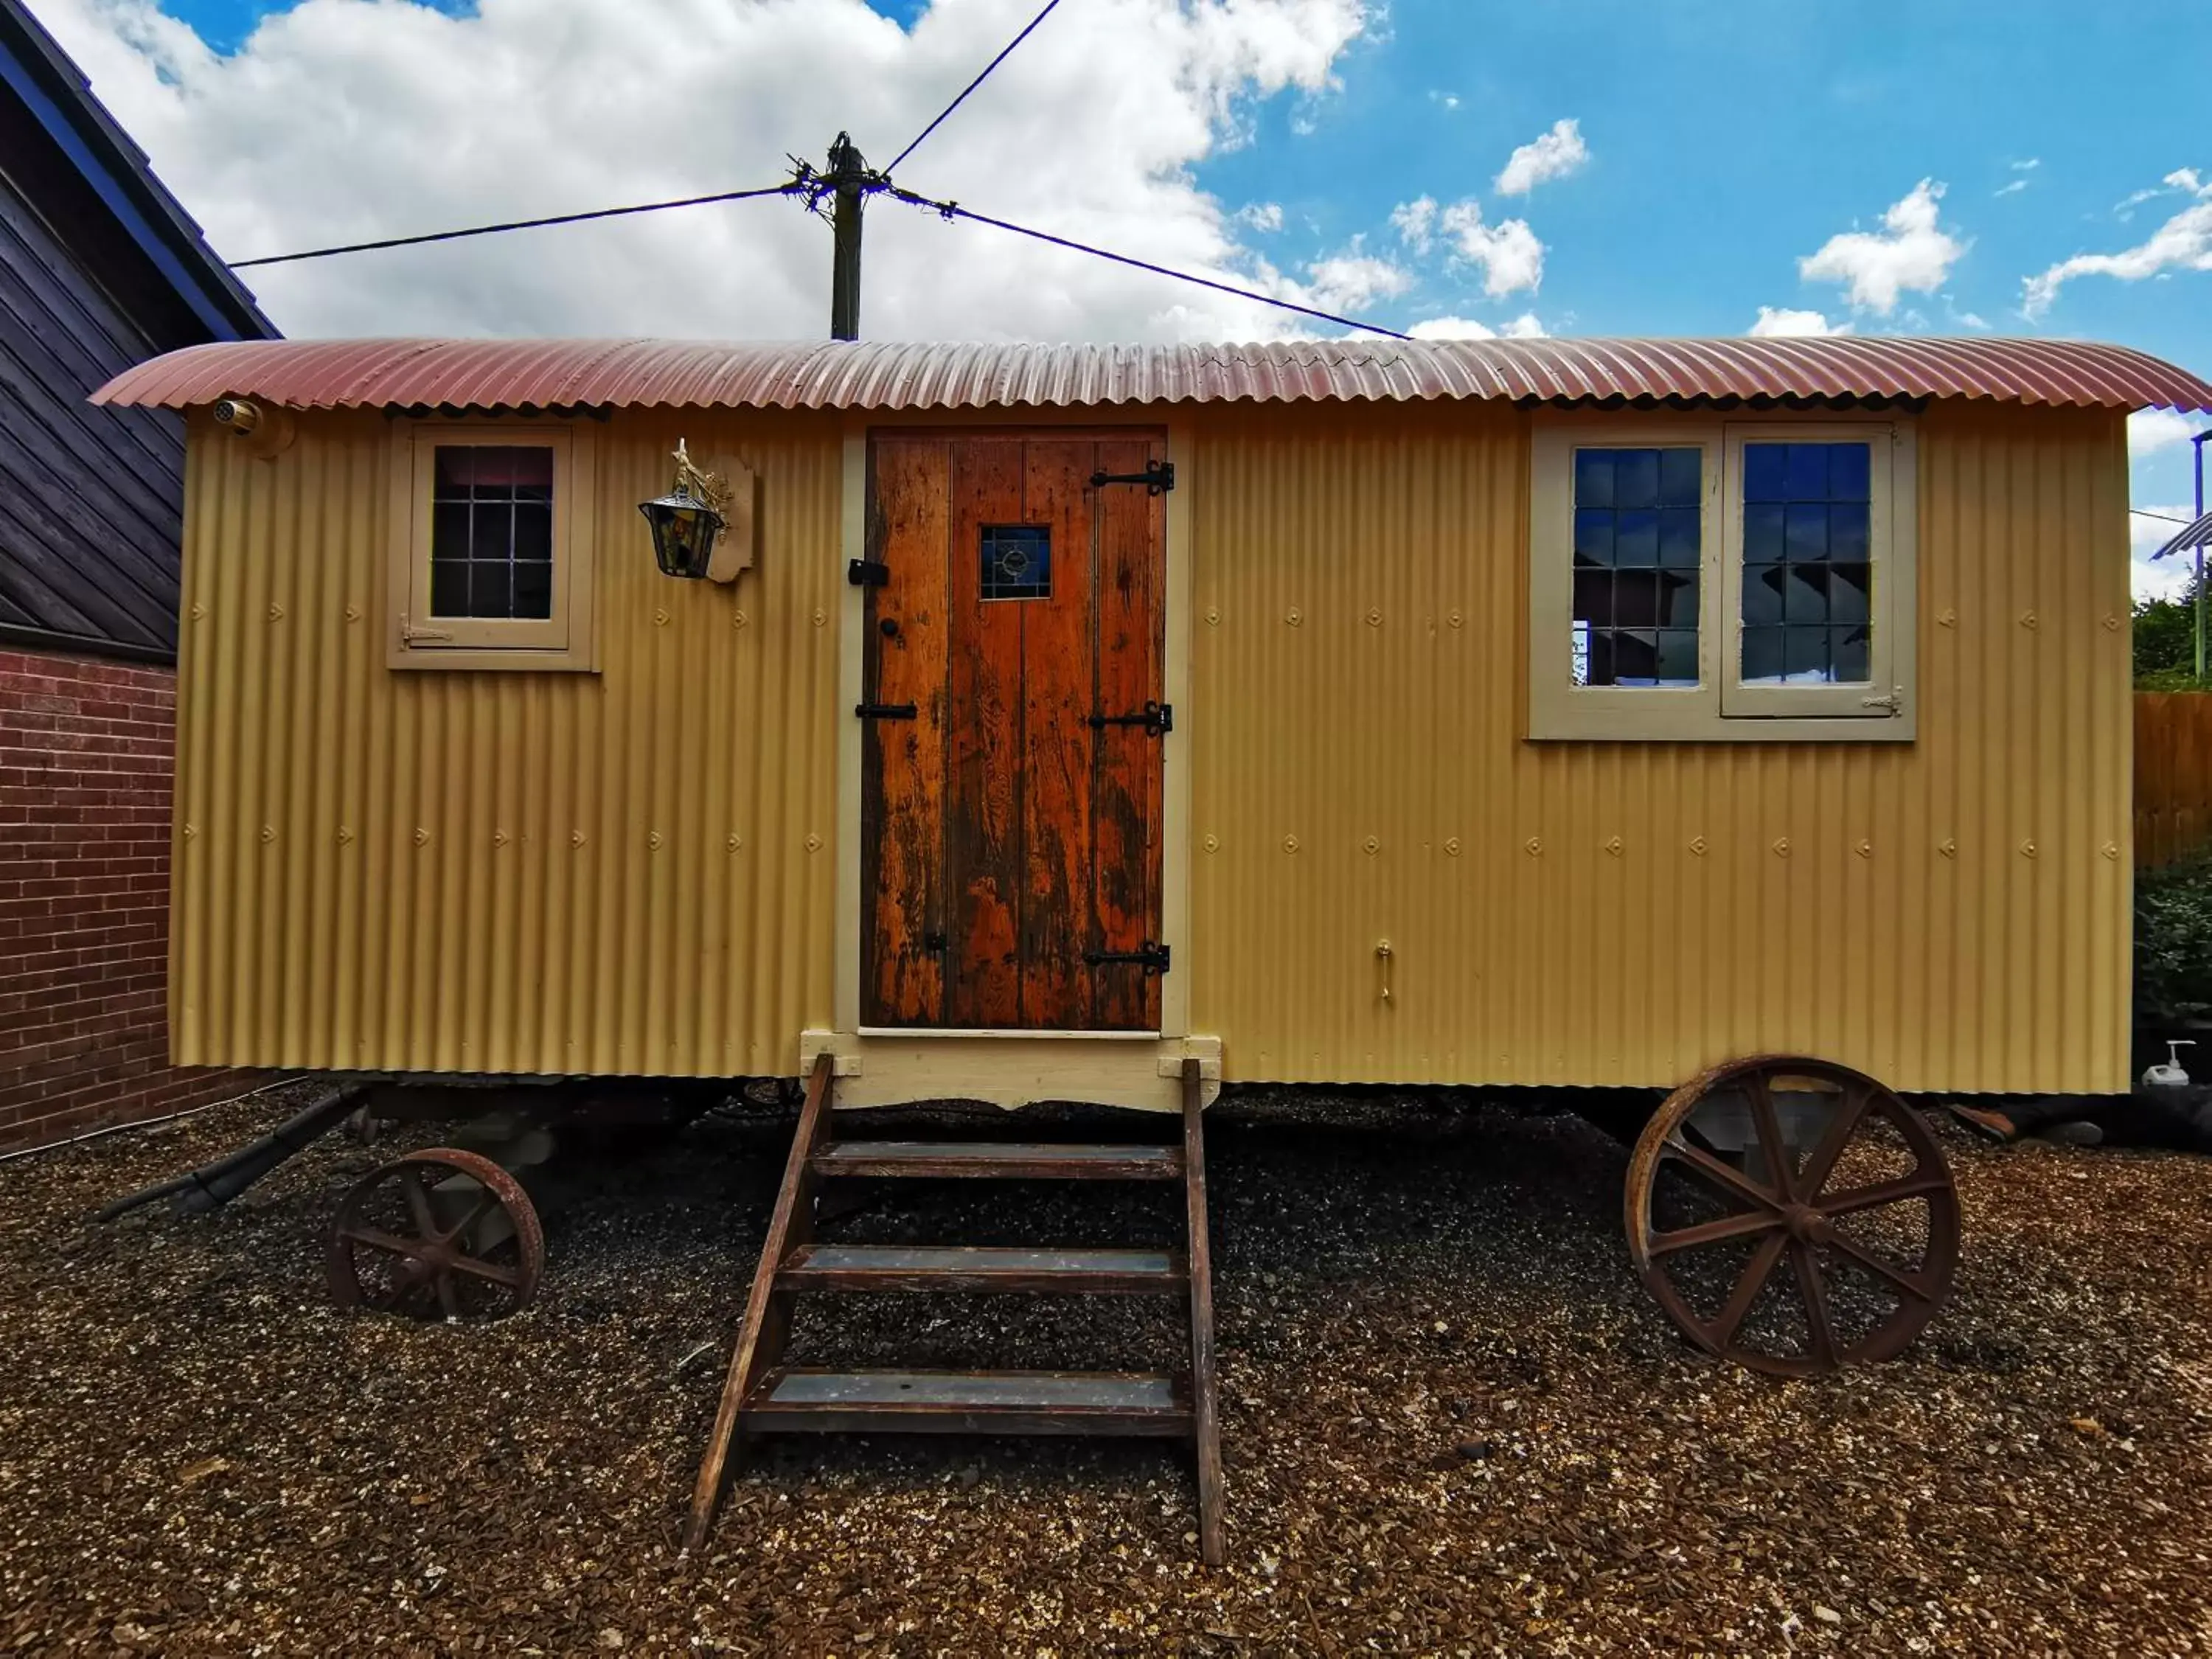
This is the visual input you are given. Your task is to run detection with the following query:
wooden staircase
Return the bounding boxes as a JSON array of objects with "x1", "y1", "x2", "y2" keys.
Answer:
[{"x1": 684, "y1": 1054, "x2": 1223, "y2": 1564}]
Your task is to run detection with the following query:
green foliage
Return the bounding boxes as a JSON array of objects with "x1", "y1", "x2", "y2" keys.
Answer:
[
  {"x1": 2136, "y1": 857, "x2": 2212, "y2": 1023},
  {"x1": 2135, "y1": 575, "x2": 2205, "y2": 687}
]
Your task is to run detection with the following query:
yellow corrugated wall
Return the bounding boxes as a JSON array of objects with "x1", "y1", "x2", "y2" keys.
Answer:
[
  {"x1": 1186, "y1": 401, "x2": 2133, "y2": 1094},
  {"x1": 173, "y1": 408, "x2": 844, "y2": 1076}
]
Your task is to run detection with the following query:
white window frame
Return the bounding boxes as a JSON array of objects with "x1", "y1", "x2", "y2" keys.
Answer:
[
  {"x1": 386, "y1": 417, "x2": 599, "y2": 672},
  {"x1": 1527, "y1": 412, "x2": 1915, "y2": 742}
]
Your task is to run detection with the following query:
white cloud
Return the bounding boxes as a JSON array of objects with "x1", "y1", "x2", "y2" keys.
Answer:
[
  {"x1": 33, "y1": 0, "x2": 1374, "y2": 341},
  {"x1": 1798, "y1": 180, "x2": 1965, "y2": 315},
  {"x1": 1302, "y1": 250, "x2": 1412, "y2": 312},
  {"x1": 1439, "y1": 200, "x2": 1545, "y2": 296},
  {"x1": 1747, "y1": 305, "x2": 1851, "y2": 338},
  {"x1": 1390, "y1": 195, "x2": 1437, "y2": 255},
  {"x1": 2132, "y1": 408, "x2": 2208, "y2": 456},
  {"x1": 1407, "y1": 312, "x2": 1544, "y2": 340},
  {"x1": 2025, "y1": 169, "x2": 2212, "y2": 317},
  {"x1": 1494, "y1": 118, "x2": 1588, "y2": 196},
  {"x1": 1427, "y1": 90, "x2": 1461, "y2": 111},
  {"x1": 2011, "y1": 159, "x2": 2041, "y2": 172},
  {"x1": 1237, "y1": 201, "x2": 1285, "y2": 232},
  {"x1": 1994, "y1": 178, "x2": 2028, "y2": 198}
]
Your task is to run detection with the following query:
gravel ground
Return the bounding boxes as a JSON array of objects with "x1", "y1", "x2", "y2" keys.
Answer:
[{"x1": 2, "y1": 1083, "x2": 2210, "y2": 1656}]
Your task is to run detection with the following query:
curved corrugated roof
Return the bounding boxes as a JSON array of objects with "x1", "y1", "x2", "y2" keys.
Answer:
[{"x1": 89, "y1": 335, "x2": 2212, "y2": 414}]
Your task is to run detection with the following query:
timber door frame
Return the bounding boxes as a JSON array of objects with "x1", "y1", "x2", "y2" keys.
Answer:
[{"x1": 831, "y1": 413, "x2": 1194, "y2": 1048}]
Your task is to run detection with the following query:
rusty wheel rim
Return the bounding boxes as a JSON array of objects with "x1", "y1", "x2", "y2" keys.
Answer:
[
  {"x1": 327, "y1": 1148, "x2": 543, "y2": 1321},
  {"x1": 1625, "y1": 1056, "x2": 1960, "y2": 1377}
]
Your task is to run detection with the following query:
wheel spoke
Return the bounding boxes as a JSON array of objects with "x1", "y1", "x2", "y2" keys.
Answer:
[
  {"x1": 398, "y1": 1167, "x2": 437, "y2": 1238},
  {"x1": 1648, "y1": 1208, "x2": 1783, "y2": 1258},
  {"x1": 370, "y1": 1253, "x2": 439, "y2": 1312},
  {"x1": 1745, "y1": 1073, "x2": 1795, "y2": 1202},
  {"x1": 1666, "y1": 1137, "x2": 1783, "y2": 1212},
  {"x1": 1824, "y1": 1228, "x2": 1937, "y2": 1304},
  {"x1": 1821, "y1": 1166, "x2": 1950, "y2": 1217},
  {"x1": 336, "y1": 1225, "x2": 428, "y2": 1262},
  {"x1": 1797, "y1": 1082, "x2": 1869, "y2": 1200},
  {"x1": 1788, "y1": 1239, "x2": 1840, "y2": 1369},
  {"x1": 1708, "y1": 1231, "x2": 1789, "y2": 1347},
  {"x1": 448, "y1": 1255, "x2": 522, "y2": 1290}
]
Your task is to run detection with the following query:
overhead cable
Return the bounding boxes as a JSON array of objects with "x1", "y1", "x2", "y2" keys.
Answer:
[{"x1": 883, "y1": 0, "x2": 1066, "y2": 177}]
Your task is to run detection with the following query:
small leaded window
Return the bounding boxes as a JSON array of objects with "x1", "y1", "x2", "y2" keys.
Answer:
[
  {"x1": 1739, "y1": 441, "x2": 1872, "y2": 686},
  {"x1": 981, "y1": 524, "x2": 1051, "y2": 601},
  {"x1": 1571, "y1": 446, "x2": 1701, "y2": 687},
  {"x1": 429, "y1": 445, "x2": 555, "y2": 620}
]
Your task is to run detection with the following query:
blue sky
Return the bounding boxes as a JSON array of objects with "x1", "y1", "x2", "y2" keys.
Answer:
[{"x1": 76, "y1": 0, "x2": 2212, "y2": 560}]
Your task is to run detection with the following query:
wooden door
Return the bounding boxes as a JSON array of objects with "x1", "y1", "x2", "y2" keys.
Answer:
[{"x1": 861, "y1": 432, "x2": 1167, "y2": 1030}]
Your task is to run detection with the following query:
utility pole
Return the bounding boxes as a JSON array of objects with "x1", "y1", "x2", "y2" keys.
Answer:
[{"x1": 827, "y1": 133, "x2": 868, "y2": 342}]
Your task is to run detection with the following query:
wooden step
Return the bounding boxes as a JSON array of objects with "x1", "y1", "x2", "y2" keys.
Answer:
[
  {"x1": 779, "y1": 1242, "x2": 1186, "y2": 1294},
  {"x1": 742, "y1": 1367, "x2": 1192, "y2": 1437},
  {"x1": 811, "y1": 1140, "x2": 1183, "y2": 1181}
]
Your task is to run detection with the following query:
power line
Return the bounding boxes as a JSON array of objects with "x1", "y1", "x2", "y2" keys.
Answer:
[
  {"x1": 884, "y1": 0, "x2": 1065, "y2": 178},
  {"x1": 884, "y1": 185, "x2": 1412, "y2": 339},
  {"x1": 231, "y1": 182, "x2": 801, "y2": 269},
  {"x1": 2135, "y1": 508, "x2": 2198, "y2": 526}
]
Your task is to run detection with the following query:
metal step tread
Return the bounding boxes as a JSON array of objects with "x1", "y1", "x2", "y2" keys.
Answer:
[
  {"x1": 779, "y1": 1242, "x2": 1185, "y2": 1293},
  {"x1": 811, "y1": 1140, "x2": 1184, "y2": 1180},
  {"x1": 744, "y1": 1367, "x2": 1192, "y2": 1436}
]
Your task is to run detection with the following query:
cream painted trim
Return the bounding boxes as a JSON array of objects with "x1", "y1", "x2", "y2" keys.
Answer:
[
  {"x1": 386, "y1": 417, "x2": 599, "y2": 672},
  {"x1": 858, "y1": 1026, "x2": 1163, "y2": 1040},
  {"x1": 1526, "y1": 410, "x2": 1915, "y2": 742},
  {"x1": 803, "y1": 1029, "x2": 1222, "y2": 1112},
  {"x1": 829, "y1": 420, "x2": 1193, "y2": 1046}
]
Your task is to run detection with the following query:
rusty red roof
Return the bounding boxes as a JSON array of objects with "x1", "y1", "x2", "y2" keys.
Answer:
[{"x1": 89, "y1": 335, "x2": 2212, "y2": 414}]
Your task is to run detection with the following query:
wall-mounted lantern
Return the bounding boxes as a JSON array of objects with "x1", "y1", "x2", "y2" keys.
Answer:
[{"x1": 639, "y1": 440, "x2": 734, "y2": 580}]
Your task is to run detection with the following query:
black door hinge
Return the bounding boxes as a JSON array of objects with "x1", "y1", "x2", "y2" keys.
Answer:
[
  {"x1": 855, "y1": 701, "x2": 917, "y2": 720},
  {"x1": 1089, "y1": 461, "x2": 1175, "y2": 495},
  {"x1": 1088, "y1": 700, "x2": 1172, "y2": 737},
  {"x1": 1085, "y1": 941, "x2": 1171, "y2": 974},
  {"x1": 848, "y1": 557, "x2": 891, "y2": 586}
]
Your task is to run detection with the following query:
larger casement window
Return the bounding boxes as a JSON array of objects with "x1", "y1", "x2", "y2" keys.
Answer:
[
  {"x1": 1528, "y1": 417, "x2": 1916, "y2": 741},
  {"x1": 387, "y1": 419, "x2": 599, "y2": 672}
]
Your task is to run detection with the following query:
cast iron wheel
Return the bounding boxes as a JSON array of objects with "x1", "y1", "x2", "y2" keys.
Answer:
[
  {"x1": 327, "y1": 1148, "x2": 544, "y2": 1320},
  {"x1": 1625, "y1": 1055, "x2": 1960, "y2": 1377}
]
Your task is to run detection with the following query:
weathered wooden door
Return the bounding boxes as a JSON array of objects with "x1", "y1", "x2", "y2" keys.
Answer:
[{"x1": 861, "y1": 432, "x2": 1168, "y2": 1030}]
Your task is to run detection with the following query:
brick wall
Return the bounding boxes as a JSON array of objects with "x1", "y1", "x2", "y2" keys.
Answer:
[{"x1": 0, "y1": 645, "x2": 257, "y2": 1151}]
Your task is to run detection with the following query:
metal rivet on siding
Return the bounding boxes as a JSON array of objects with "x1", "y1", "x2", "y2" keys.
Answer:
[
  {"x1": 1447, "y1": 611, "x2": 1464, "y2": 629},
  {"x1": 1856, "y1": 840, "x2": 1874, "y2": 858},
  {"x1": 414, "y1": 827, "x2": 430, "y2": 846},
  {"x1": 2020, "y1": 839, "x2": 2037, "y2": 858},
  {"x1": 1203, "y1": 834, "x2": 1220, "y2": 852},
  {"x1": 806, "y1": 832, "x2": 824, "y2": 852},
  {"x1": 182, "y1": 824, "x2": 197, "y2": 840},
  {"x1": 260, "y1": 825, "x2": 276, "y2": 844},
  {"x1": 1444, "y1": 837, "x2": 1462, "y2": 856},
  {"x1": 1688, "y1": 836, "x2": 1708, "y2": 856},
  {"x1": 2019, "y1": 611, "x2": 2038, "y2": 630},
  {"x1": 189, "y1": 603, "x2": 206, "y2": 620},
  {"x1": 648, "y1": 831, "x2": 664, "y2": 850},
  {"x1": 1604, "y1": 835, "x2": 1623, "y2": 856},
  {"x1": 1524, "y1": 837, "x2": 1542, "y2": 856},
  {"x1": 1363, "y1": 835, "x2": 1380, "y2": 854},
  {"x1": 654, "y1": 609, "x2": 670, "y2": 627},
  {"x1": 1937, "y1": 609, "x2": 1956, "y2": 628},
  {"x1": 1285, "y1": 608, "x2": 1302, "y2": 626},
  {"x1": 1771, "y1": 837, "x2": 1790, "y2": 858},
  {"x1": 571, "y1": 830, "x2": 587, "y2": 848},
  {"x1": 495, "y1": 829, "x2": 511, "y2": 847},
  {"x1": 337, "y1": 827, "x2": 354, "y2": 845},
  {"x1": 2104, "y1": 615, "x2": 2122, "y2": 632},
  {"x1": 1282, "y1": 834, "x2": 1300, "y2": 853},
  {"x1": 2103, "y1": 841, "x2": 2121, "y2": 860},
  {"x1": 813, "y1": 610, "x2": 827, "y2": 627},
  {"x1": 344, "y1": 605, "x2": 361, "y2": 623},
  {"x1": 1366, "y1": 609, "x2": 1382, "y2": 627},
  {"x1": 1938, "y1": 838, "x2": 1957, "y2": 858},
  {"x1": 727, "y1": 833, "x2": 744, "y2": 853},
  {"x1": 267, "y1": 603, "x2": 284, "y2": 621},
  {"x1": 1206, "y1": 608, "x2": 1221, "y2": 627},
  {"x1": 733, "y1": 610, "x2": 748, "y2": 628}
]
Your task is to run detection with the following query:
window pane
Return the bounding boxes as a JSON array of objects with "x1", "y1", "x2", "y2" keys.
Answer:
[
  {"x1": 1587, "y1": 629, "x2": 1616, "y2": 686},
  {"x1": 1743, "y1": 443, "x2": 1788, "y2": 502},
  {"x1": 432, "y1": 501, "x2": 470, "y2": 560},
  {"x1": 469, "y1": 561, "x2": 512, "y2": 618},
  {"x1": 1742, "y1": 626, "x2": 1784, "y2": 684},
  {"x1": 1660, "y1": 569, "x2": 1700, "y2": 627},
  {"x1": 426, "y1": 444, "x2": 559, "y2": 622},
  {"x1": 514, "y1": 560, "x2": 552, "y2": 619},
  {"x1": 1573, "y1": 568, "x2": 1613, "y2": 625},
  {"x1": 431, "y1": 560, "x2": 469, "y2": 617},
  {"x1": 1829, "y1": 501, "x2": 1870, "y2": 561},
  {"x1": 1656, "y1": 628, "x2": 1698, "y2": 686},
  {"x1": 1743, "y1": 504, "x2": 1785, "y2": 565},
  {"x1": 1614, "y1": 628, "x2": 1660, "y2": 684},
  {"x1": 471, "y1": 503, "x2": 513, "y2": 563},
  {"x1": 1658, "y1": 507, "x2": 1700, "y2": 566},
  {"x1": 1828, "y1": 443, "x2": 1871, "y2": 502},
  {"x1": 1574, "y1": 509, "x2": 1615, "y2": 566},
  {"x1": 1783, "y1": 444, "x2": 1830, "y2": 501},
  {"x1": 434, "y1": 448, "x2": 476, "y2": 495},
  {"x1": 1614, "y1": 449, "x2": 1660, "y2": 511},
  {"x1": 981, "y1": 525, "x2": 1051, "y2": 600},
  {"x1": 514, "y1": 503, "x2": 552, "y2": 563},
  {"x1": 1834, "y1": 626, "x2": 1871, "y2": 683},
  {"x1": 1784, "y1": 504, "x2": 1828, "y2": 561},
  {"x1": 1615, "y1": 508, "x2": 1659, "y2": 568},
  {"x1": 1614, "y1": 570, "x2": 1658, "y2": 628},
  {"x1": 1784, "y1": 625, "x2": 1830, "y2": 681},
  {"x1": 1658, "y1": 448, "x2": 1701, "y2": 508},
  {"x1": 1784, "y1": 566, "x2": 1828, "y2": 622},
  {"x1": 1829, "y1": 563, "x2": 1871, "y2": 624},
  {"x1": 1742, "y1": 566, "x2": 1784, "y2": 626},
  {"x1": 1574, "y1": 450, "x2": 1615, "y2": 509}
]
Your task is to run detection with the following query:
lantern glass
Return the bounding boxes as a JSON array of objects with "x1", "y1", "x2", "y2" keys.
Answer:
[{"x1": 639, "y1": 485, "x2": 724, "y2": 580}]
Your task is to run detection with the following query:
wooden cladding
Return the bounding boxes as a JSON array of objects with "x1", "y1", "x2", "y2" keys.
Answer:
[{"x1": 862, "y1": 434, "x2": 1166, "y2": 1031}]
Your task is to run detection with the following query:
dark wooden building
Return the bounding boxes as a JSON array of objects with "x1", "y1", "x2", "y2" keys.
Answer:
[{"x1": 0, "y1": 0, "x2": 276, "y2": 1150}]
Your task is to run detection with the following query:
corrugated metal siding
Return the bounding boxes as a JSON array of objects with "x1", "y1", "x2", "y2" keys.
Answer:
[
  {"x1": 96, "y1": 335, "x2": 2212, "y2": 418},
  {"x1": 172, "y1": 408, "x2": 843, "y2": 1074},
  {"x1": 1186, "y1": 402, "x2": 2132, "y2": 1095}
]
